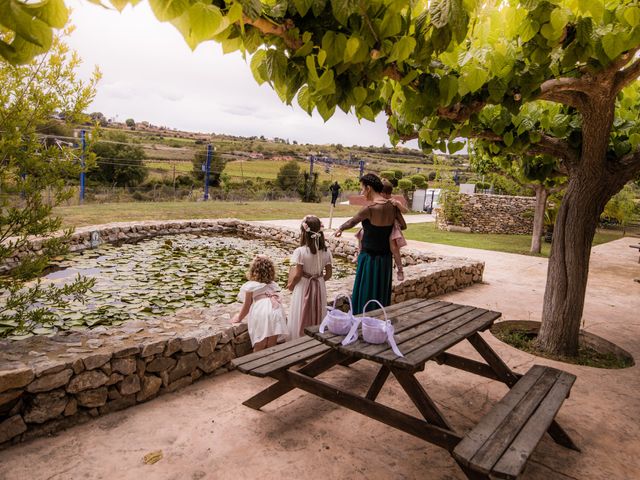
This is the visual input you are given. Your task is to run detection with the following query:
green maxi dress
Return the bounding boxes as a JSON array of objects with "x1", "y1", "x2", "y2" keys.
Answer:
[{"x1": 339, "y1": 202, "x2": 406, "y2": 315}]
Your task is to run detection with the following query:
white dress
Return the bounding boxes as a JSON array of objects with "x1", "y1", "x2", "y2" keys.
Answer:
[
  {"x1": 238, "y1": 281, "x2": 288, "y2": 346},
  {"x1": 288, "y1": 246, "x2": 333, "y2": 340}
]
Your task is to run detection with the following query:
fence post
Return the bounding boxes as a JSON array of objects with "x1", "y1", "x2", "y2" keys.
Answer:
[
  {"x1": 80, "y1": 129, "x2": 86, "y2": 203},
  {"x1": 204, "y1": 144, "x2": 212, "y2": 200}
]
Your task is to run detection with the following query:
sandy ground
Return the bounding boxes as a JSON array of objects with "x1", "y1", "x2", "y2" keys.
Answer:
[{"x1": 0, "y1": 228, "x2": 638, "y2": 480}]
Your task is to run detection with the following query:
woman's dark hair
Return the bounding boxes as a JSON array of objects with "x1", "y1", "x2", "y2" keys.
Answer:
[
  {"x1": 360, "y1": 173, "x2": 384, "y2": 193},
  {"x1": 300, "y1": 215, "x2": 327, "y2": 254}
]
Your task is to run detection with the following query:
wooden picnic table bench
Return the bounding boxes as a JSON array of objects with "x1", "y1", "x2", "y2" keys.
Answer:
[{"x1": 231, "y1": 298, "x2": 579, "y2": 479}]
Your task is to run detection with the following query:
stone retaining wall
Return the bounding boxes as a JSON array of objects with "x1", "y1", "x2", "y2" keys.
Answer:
[
  {"x1": 0, "y1": 219, "x2": 484, "y2": 448},
  {"x1": 436, "y1": 193, "x2": 536, "y2": 235}
]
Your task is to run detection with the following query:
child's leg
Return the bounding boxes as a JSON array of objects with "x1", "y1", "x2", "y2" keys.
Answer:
[
  {"x1": 253, "y1": 338, "x2": 269, "y2": 352},
  {"x1": 390, "y1": 239, "x2": 404, "y2": 281},
  {"x1": 266, "y1": 335, "x2": 278, "y2": 348}
]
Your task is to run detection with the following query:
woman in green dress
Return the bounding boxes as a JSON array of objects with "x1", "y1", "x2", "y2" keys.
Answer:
[{"x1": 334, "y1": 174, "x2": 407, "y2": 314}]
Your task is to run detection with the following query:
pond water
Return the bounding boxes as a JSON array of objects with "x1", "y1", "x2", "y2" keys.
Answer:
[{"x1": 13, "y1": 234, "x2": 354, "y2": 336}]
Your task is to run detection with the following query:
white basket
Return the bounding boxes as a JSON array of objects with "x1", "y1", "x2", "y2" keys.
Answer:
[
  {"x1": 361, "y1": 300, "x2": 389, "y2": 344},
  {"x1": 320, "y1": 295, "x2": 355, "y2": 336}
]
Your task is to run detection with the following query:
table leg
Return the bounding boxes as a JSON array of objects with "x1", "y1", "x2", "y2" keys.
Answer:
[
  {"x1": 242, "y1": 350, "x2": 346, "y2": 410},
  {"x1": 283, "y1": 369, "x2": 461, "y2": 451},
  {"x1": 365, "y1": 366, "x2": 390, "y2": 401},
  {"x1": 467, "y1": 332, "x2": 520, "y2": 387},
  {"x1": 391, "y1": 369, "x2": 453, "y2": 432}
]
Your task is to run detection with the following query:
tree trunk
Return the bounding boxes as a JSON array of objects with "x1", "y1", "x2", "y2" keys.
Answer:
[
  {"x1": 537, "y1": 97, "x2": 619, "y2": 356},
  {"x1": 530, "y1": 184, "x2": 548, "y2": 254}
]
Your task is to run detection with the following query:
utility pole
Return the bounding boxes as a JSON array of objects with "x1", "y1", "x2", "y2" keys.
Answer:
[
  {"x1": 172, "y1": 163, "x2": 176, "y2": 201},
  {"x1": 204, "y1": 144, "x2": 212, "y2": 200},
  {"x1": 80, "y1": 129, "x2": 86, "y2": 204}
]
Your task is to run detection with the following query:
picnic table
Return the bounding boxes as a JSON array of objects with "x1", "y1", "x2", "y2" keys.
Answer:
[{"x1": 232, "y1": 298, "x2": 579, "y2": 479}]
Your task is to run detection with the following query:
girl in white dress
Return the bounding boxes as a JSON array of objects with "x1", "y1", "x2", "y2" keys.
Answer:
[
  {"x1": 286, "y1": 215, "x2": 333, "y2": 340},
  {"x1": 231, "y1": 255, "x2": 288, "y2": 352}
]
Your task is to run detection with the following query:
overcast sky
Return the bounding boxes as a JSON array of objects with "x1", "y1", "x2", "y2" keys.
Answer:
[{"x1": 66, "y1": 1, "x2": 419, "y2": 148}]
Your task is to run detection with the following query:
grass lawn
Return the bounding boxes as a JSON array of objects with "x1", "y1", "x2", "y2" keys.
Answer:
[
  {"x1": 55, "y1": 201, "x2": 361, "y2": 228},
  {"x1": 403, "y1": 222, "x2": 625, "y2": 257}
]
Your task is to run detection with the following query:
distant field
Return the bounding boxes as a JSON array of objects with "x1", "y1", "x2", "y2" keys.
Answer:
[
  {"x1": 55, "y1": 201, "x2": 361, "y2": 228},
  {"x1": 224, "y1": 159, "x2": 359, "y2": 183}
]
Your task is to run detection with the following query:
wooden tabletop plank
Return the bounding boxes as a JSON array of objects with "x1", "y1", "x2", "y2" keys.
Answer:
[
  {"x1": 251, "y1": 343, "x2": 331, "y2": 377},
  {"x1": 232, "y1": 335, "x2": 317, "y2": 368},
  {"x1": 307, "y1": 298, "x2": 438, "y2": 344},
  {"x1": 236, "y1": 338, "x2": 326, "y2": 373},
  {"x1": 392, "y1": 311, "x2": 501, "y2": 368},
  {"x1": 453, "y1": 365, "x2": 548, "y2": 467},
  {"x1": 491, "y1": 372, "x2": 576, "y2": 479},
  {"x1": 382, "y1": 309, "x2": 491, "y2": 365},
  {"x1": 356, "y1": 305, "x2": 478, "y2": 358},
  {"x1": 309, "y1": 304, "x2": 470, "y2": 366},
  {"x1": 469, "y1": 368, "x2": 561, "y2": 474},
  {"x1": 309, "y1": 299, "x2": 450, "y2": 346}
]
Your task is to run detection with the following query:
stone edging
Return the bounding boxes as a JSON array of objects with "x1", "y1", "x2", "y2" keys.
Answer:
[{"x1": 0, "y1": 219, "x2": 484, "y2": 448}]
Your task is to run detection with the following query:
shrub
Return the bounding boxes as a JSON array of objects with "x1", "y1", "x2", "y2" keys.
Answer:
[
  {"x1": 441, "y1": 192, "x2": 464, "y2": 224},
  {"x1": 409, "y1": 174, "x2": 427, "y2": 189}
]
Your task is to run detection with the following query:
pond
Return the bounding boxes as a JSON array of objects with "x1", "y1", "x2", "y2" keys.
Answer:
[{"x1": 7, "y1": 234, "x2": 354, "y2": 337}]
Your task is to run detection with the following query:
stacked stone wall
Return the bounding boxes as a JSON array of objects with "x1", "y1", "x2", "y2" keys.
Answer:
[
  {"x1": 436, "y1": 194, "x2": 536, "y2": 235},
  {"x1": 0, "y1": 219, "x2": 484, "y2": 447}
]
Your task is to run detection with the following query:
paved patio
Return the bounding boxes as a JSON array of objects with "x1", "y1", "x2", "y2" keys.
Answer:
[{"x1": 0, "y1": 230, "x2": 638, "y2": 480}]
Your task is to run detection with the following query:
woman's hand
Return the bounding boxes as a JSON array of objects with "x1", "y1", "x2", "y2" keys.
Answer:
[{"x1": 230, "y1": 313, "x2": 240, "y2": 323}]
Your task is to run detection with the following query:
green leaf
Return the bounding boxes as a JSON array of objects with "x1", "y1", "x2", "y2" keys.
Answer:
[
  {"x1": 226, "y1": 2, "x2": 243, "y2": 23},
  {"x1": 297, "y1": 86, "x2": 314, "y2": 114},
  {"x1": 629, "y1": 133, "x2": 640, "y2": 148},
  {"x1": 519, "y1": 19, "x2": 539, "y2": 43},
  {"x1": 624, "y1": 7, "x2": 640, "y2": 28},
  {"x1": 188, "y1": 4, "x2": 223, "y2": 44},
  {"x1": 312, "y1": 0, "x2": 328, "y2": 16},
  {"x1": 317, "y1": 49, "x2": 327, "y2": 67},
  {"x1": 221, "y1": 35, "x2": 242, "y2": 54},
  {"x1": 380, "y1": 11, "x2": 402, "y2": 38},
  {"x1": 353, "y1": 86, "x2": 367, "y2": 106},
  {"x1": 250, "y1": 49, "x2": 267, "y2": 84},
  {"x1": 388, "y1": 37, "x2": 416, "y2": 63},
  {"x1": 439, "y1": 75, "x2": 458, "y2": 105},
  {"x1": 315, "y1": 69, "x2": 335, "y2": 95},
  {"x1": 602, "y1": 32, "x2": 629, "y2": 60},
  {"x1": 317, "y1": 101, "x2": 336, "y2": 121},
  {"x1": 331, "y1": 0, "x2": 359, "y2": 26},
  {"x1": 460, "y1": 65, "x2": 488, "y2": 93},
  {"x1": 344, "y1": 36, "x2": 360, "y2": 62},
  {"x1": 149, "y1": 0, "x2": 191, "y2": 21},
  {"x1": 293, "y1": 0, "x2": 314, "y2": 16},
  {"x1": 306, "y1": 55, "x2": 318, "y2": 81},
  {"x1": 357, "y1": 105, "x2": 375, "y2": 122},
  {"x1": 550, "y1": 8, "x2": 569, "y2": 31},
  {"x1": 29, "y1": 0, "x2": 69, "y2": 28},
  {"x1": 238, "y1": 0, "x2": 262, "y2": 20},
  {"x1": 430, "y1": 0, "x2": 452, "y2": 29},
  {"x1": 503, "y1": 131, "x2": 514, "y2": 147},
  {"x1": 447, "y1": 141, "x2": 465, "y2": 154}
]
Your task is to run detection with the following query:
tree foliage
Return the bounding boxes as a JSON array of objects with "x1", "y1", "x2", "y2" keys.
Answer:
[
  {"x1": 91, "y1": 132, "x2": 148, "y2": 187},
  {"x1": 192, "y1": 147, "x2": 226, "y2": 187},
  {"x1": 276, "y1": 160, "x2": 302, "y2": 191},
  {"x1": 0, "y1": 29, "x2": 99, "y2": 336},
  {"x1": 6, "y1": 0, "x2": 640, "y2": 355}
]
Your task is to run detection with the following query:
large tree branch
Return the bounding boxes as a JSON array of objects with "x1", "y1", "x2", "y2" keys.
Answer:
[
  {"x1": 437, "y1": 100, "x2": 485, "y2": 122},
  {"x1": 614, "y1": 52, "x2": 640, "y2": 92},
  {"x1": 473, "y1": 130, "x2": 576, "y2": 171},
  {"x1": 617, "y1": 148, "x2": 640, "y2": 182},
  {"x1": 242, "y1": 16, "x2": 303, "y2": 50}
]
